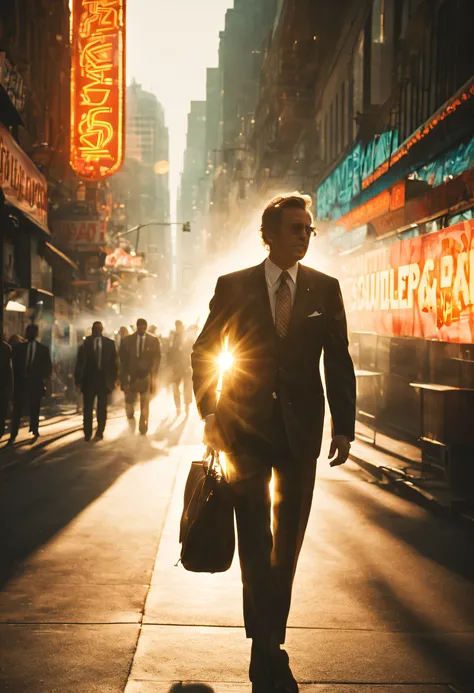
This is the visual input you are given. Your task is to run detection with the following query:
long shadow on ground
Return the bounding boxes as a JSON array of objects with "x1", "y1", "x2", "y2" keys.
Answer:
[{"x1": 0, "y1": 433, "x2": 164, "y2": 588}]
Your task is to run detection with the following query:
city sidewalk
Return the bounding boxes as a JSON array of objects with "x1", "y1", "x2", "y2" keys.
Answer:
[{"x1": 0, "y1": 405, "x2": 473, "y2": 692}]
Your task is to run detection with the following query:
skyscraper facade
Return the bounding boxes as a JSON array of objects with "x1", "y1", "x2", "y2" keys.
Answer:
[{"x1": 111, "y1": 81, "x2": 170, "y2": 288}]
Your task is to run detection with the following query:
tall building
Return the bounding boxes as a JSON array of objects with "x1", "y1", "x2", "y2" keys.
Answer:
[
  {"x1": 176, "y1": 101, "x2": 207, "y2": 288},
  {"x1": 111, "y1": 81, "x2": 170, "y2": 288},
  {"x1": 205, "y1": 0, "x2": 277, "y2": 251},
  {"x1": 250, "y1": 0, "x2": 474, "y2": 491},
  {"x1": 0, "y1": 0, "x2": 78, "y2": 357}
]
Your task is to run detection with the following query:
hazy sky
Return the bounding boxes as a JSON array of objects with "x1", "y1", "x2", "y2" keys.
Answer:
[{"x1": 126, "y1": 0, "x2": 233, "y2": 216}]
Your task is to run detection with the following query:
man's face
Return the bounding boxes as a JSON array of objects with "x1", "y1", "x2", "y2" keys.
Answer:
[
  {"x1": 92, "y1": 322, "x2": 103, "y2": 338},
  {"x1": 137, "y1": 321, "x2": 147, "y2": 336},
  {"x1": 25, "y1": 325, "x2": 38, "y2": 341},
  {"x1": 270, "y1": 207, "x2": 313, "y2": 265}
]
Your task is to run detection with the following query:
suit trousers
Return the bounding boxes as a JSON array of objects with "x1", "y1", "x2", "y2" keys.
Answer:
[
  {"x1": 83, "y1": 383, "x2": 108, "y2": 437},
  {"x1": 171, "y1": 372, "x2": 193, "y2": 413},
  {"x1": 226, "y1": 404, "x2": 317, "y2": 648},
  {"x1": 125, "y1": 391, "x2": 150, "y2": 433},
  {"x1": 10, "y1": 383, "x2": 42, "y2": 438},
  {"x1": 0, "y1": 392, "x2": 9, "y2": 438}
]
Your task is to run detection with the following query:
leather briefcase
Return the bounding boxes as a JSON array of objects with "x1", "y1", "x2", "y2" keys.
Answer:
[{"x1": 178, "y1": 448, "x2": 235, "y2": 573}]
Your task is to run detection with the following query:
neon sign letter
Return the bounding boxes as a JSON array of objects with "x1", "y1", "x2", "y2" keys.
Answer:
[{"x1": 70, "y1": 0, "x2": 125, "y2": 179}]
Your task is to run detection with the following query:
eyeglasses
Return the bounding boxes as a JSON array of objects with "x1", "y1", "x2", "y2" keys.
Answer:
[{"x1": 290, "y1": 223, "x2": 317, "y2": 237}]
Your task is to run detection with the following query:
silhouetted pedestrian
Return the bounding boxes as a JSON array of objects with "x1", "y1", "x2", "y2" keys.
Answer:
[
  {"x1": 0, "y1": 335, "x2": 13, "y2": 441},
  {"x1": 120, "y1": 318, "x2": 161, "y2": 435},
  {"x1": 9, "y1": 324, "x2": 52, "y2": 443},
  {"x1": 75, "y1": 321, "x2": 118, "y2": 441}
]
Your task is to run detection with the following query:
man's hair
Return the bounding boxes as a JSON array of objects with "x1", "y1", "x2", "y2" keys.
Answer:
[
  {"x1": 260, "y1": 192, "x2": 313, "y2": 247},
  {"x1": 136, "y1": 318, "x2": 148, "y2": 328},
  {"x1": 26, "y1": 324, "x2": 39, "y2": 338},
  {"x1": 92, "y1": 321, "x2": 103, "y2": 329}
]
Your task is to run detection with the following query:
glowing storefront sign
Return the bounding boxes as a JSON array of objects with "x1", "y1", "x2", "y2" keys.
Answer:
[
  {"x1": 0, "y1": 123, "x2": 48, "y2": 232},
  {"x1": 70, "y1": 0, "x2": 125, "y2": 180},
  {"x1": 342, "y1": 218, "x2": 474, "y2": 343}
]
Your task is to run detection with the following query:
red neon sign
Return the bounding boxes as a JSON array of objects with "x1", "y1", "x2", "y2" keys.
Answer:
[
  {"x1": 340, "y1": 218, "x2": 474, "y2": 343},
  {"x1": 361, "y1": 77, "x2": 474, "y2": 191},
  {"x1": 70, "y1": 0, "x2": 126, "y2": 180}
]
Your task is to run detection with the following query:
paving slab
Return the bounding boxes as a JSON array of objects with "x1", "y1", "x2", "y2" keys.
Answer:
[
  {"x1": 0, "y1": 583, "x2": 148, "y2": 623},
  {"x1": 0, "y1": 623, "x2": 140, "y2": 693},
  {"x1": 125, "y1": 684, "x2": 453, "y2": 693},
  {"x1": 130, "y1": 625, "x2": 474, "y2": 684}
]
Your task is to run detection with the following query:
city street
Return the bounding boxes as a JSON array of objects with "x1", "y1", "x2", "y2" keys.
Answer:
[{"x1": 0, "y1": 397, "x2": 473, "y2": 693}]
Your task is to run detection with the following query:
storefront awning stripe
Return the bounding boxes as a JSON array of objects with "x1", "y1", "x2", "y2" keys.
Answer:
[{"x1": 45, "y1": 242, "x2": 78, "y2": 270}]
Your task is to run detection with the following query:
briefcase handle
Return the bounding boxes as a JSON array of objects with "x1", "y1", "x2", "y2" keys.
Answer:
[{"x1": 204, "y1": 446, "x2": 225, "y2": 479}]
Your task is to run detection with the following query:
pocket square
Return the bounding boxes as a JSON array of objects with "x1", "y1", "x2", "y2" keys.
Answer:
[{"x1": 308, "y1": 310, "x2": 322, "y2": 318}]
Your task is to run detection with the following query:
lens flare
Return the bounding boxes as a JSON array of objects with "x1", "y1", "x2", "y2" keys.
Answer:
[{"x1": 217, "y1": 350, "x2": 234, "y2": 373}]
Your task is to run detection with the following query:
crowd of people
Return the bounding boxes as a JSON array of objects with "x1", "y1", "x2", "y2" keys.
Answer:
[{"x1": 0, "y1": 317, "x2": 199, "y2": 444}]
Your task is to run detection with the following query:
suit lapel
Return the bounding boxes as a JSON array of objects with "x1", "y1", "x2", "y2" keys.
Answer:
[
  {"x1": 246, "y1": 262, "x2": 275, "y2": 339},
  {"x1": 286, "y1": 264, "x2": 313, "y2": 341}
]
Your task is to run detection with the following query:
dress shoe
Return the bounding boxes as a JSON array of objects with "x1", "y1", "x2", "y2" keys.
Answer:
[
  {"x1": 273, "y1": 649, "x2": 298, "y2": 693},
  {"x1": 250, "y1": 642, "x2": 273, "y2": 693},
  {"x1": 6, "y1": 437, "x2": 16, "y2": 446},
  {"x1": 84, "y1": 435, "x2": 91, "y2": 442},
  {"x1": 94, "y1": 432, "x2": 103, "y2": 441}
]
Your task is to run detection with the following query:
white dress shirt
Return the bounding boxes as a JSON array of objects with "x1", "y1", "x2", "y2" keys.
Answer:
[
  {"x1": 94, "y1": 337, "x2": 102, "y2": 370},
  {"x1": 137, "y1": 334, "x2": 146, "y2": 358},
  {"x1": 264, "y1": 257, "x2": 298, "y2": 323},
  {"x1": 25, "y1": 340, "x2": 37, "y2": 371}
]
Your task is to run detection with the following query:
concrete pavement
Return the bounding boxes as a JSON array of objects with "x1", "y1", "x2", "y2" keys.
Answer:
[{"x1": 0, "y1": 396, "x2": 473, "y2": 692}]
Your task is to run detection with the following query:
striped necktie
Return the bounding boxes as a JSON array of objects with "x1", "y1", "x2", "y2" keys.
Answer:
[{"x1": 275, "y1": 271, "x2": 292, "y2": 339}]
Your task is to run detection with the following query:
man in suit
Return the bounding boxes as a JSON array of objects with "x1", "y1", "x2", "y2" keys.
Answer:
[
  {"x1": 9, "y1": 324, "x2": 52, "y2": 443},
  {"x1": 192, "y1": 194, "x2": 356, "y2": 693},
  {"x1": 120, "y1": 318, "x2": 161, "y2": 435},
  {"x1": 75, "y1": 321, "x2": 118, "y2": 441},
  {"x1": 0, "y1": 330, "x2": 13, "y2": 441}
]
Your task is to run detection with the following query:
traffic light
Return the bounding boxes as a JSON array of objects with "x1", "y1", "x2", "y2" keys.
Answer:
[{"x1": 182, "y1": 221, "x2": 191, "y2": 233}]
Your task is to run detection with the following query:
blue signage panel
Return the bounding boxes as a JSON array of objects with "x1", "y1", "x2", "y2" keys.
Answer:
[{"x1": 317, "y1": 130, "x2": 399, "y2": 221}]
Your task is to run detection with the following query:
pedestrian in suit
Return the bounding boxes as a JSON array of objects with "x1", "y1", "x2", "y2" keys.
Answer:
[
  {"x1": 0, "y1": 335, "x2": 13, "y2": 441},
  {"x1": 75, "y1": 321, "x2": 118, "y2": 441},
  {"x1": 192, "y1": 194, "x2": 356, "y2": 693},
  {"x1": 168, "y1": 320, "x2": 194, "y2": 417},
  {"x1": 120, "y1": 318, "x2": 161, "y2": 435},
  {"x1": 9, "y1": 324, "x2": 52, "y2": 443}
]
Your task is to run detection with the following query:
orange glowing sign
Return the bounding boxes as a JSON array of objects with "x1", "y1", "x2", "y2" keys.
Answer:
[
  {"x1": 340, "y1": 218, "x2": 474, "y2": 343},
  {"x1": 70, "y1": 0, "x2": 125, "y2": 180}
]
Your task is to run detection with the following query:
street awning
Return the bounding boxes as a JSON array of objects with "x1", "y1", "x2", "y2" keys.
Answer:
[{"x1": 45, "y1": 242, "x2": 78, "y2": 270}]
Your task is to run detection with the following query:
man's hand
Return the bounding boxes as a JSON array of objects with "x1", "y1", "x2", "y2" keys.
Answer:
[
  {"x1": 203, "y1": 413, "x2": 225, "y2": 451},
  {"x1": 328, "y1": 435, "x2": 351, "y2": 467}
]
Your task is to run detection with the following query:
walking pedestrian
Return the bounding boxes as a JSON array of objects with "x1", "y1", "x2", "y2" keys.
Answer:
[
  {"x1": 9, "y1": 324, "x2": 52, "y2": 443},
  {"x1": 0, "y1": 333, "x2": 13, "y2": 441},
  {"x1": 119, "y1": 318, "x2": 161, "y2": 435},
  {"x1": 74, "y1": 321, "x2": 118, "y2": 441},
  {"x1": 168, "y1": 320, "x2": 193, "y2": 416},
  {"x1": 192, "y1": 193, "x2": 356, "y2": 693}
]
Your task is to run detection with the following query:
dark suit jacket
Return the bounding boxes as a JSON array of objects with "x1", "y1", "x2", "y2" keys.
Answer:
[
  {"x1": 119, "y1": 333, "x2": 161, "y2": 392},
  {"x1": 0, "y1": 341, "x2": 13, "y2": 396},
  {"x1": 75, "y1": 335, "x2": 118, "y2": 393},
  {"x1": 12, "y1": 340, "x2": 52, "y2": 397},
  {"x1": 192, "y1": 261, "x2": 356, "y2": 461}
]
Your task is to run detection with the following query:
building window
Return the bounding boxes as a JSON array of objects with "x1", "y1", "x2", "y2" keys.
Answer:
[
  {"x1": 371, "y1": 0, "x2": 394, "y2": 105},
  {"x1": 324, "y1": 113, "x2": 329, "y2": 163},
  {"x1": 353, "y1": 30, "x2": 365, "y2": 118},
  {"x1": 329, "y1": 102, "x2": 334, "y2": 162},
  {"x1": 341, "y1": 82, "x2": 347, "y2": 149}
]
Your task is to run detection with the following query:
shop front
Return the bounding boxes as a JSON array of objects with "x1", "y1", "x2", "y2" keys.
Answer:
[
  {"x1": 316, "y1": 80, "x2": 474, "y2": 494},
  {"x1": 0, "y1": 121, "x2": 49, "y2": 340}
]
